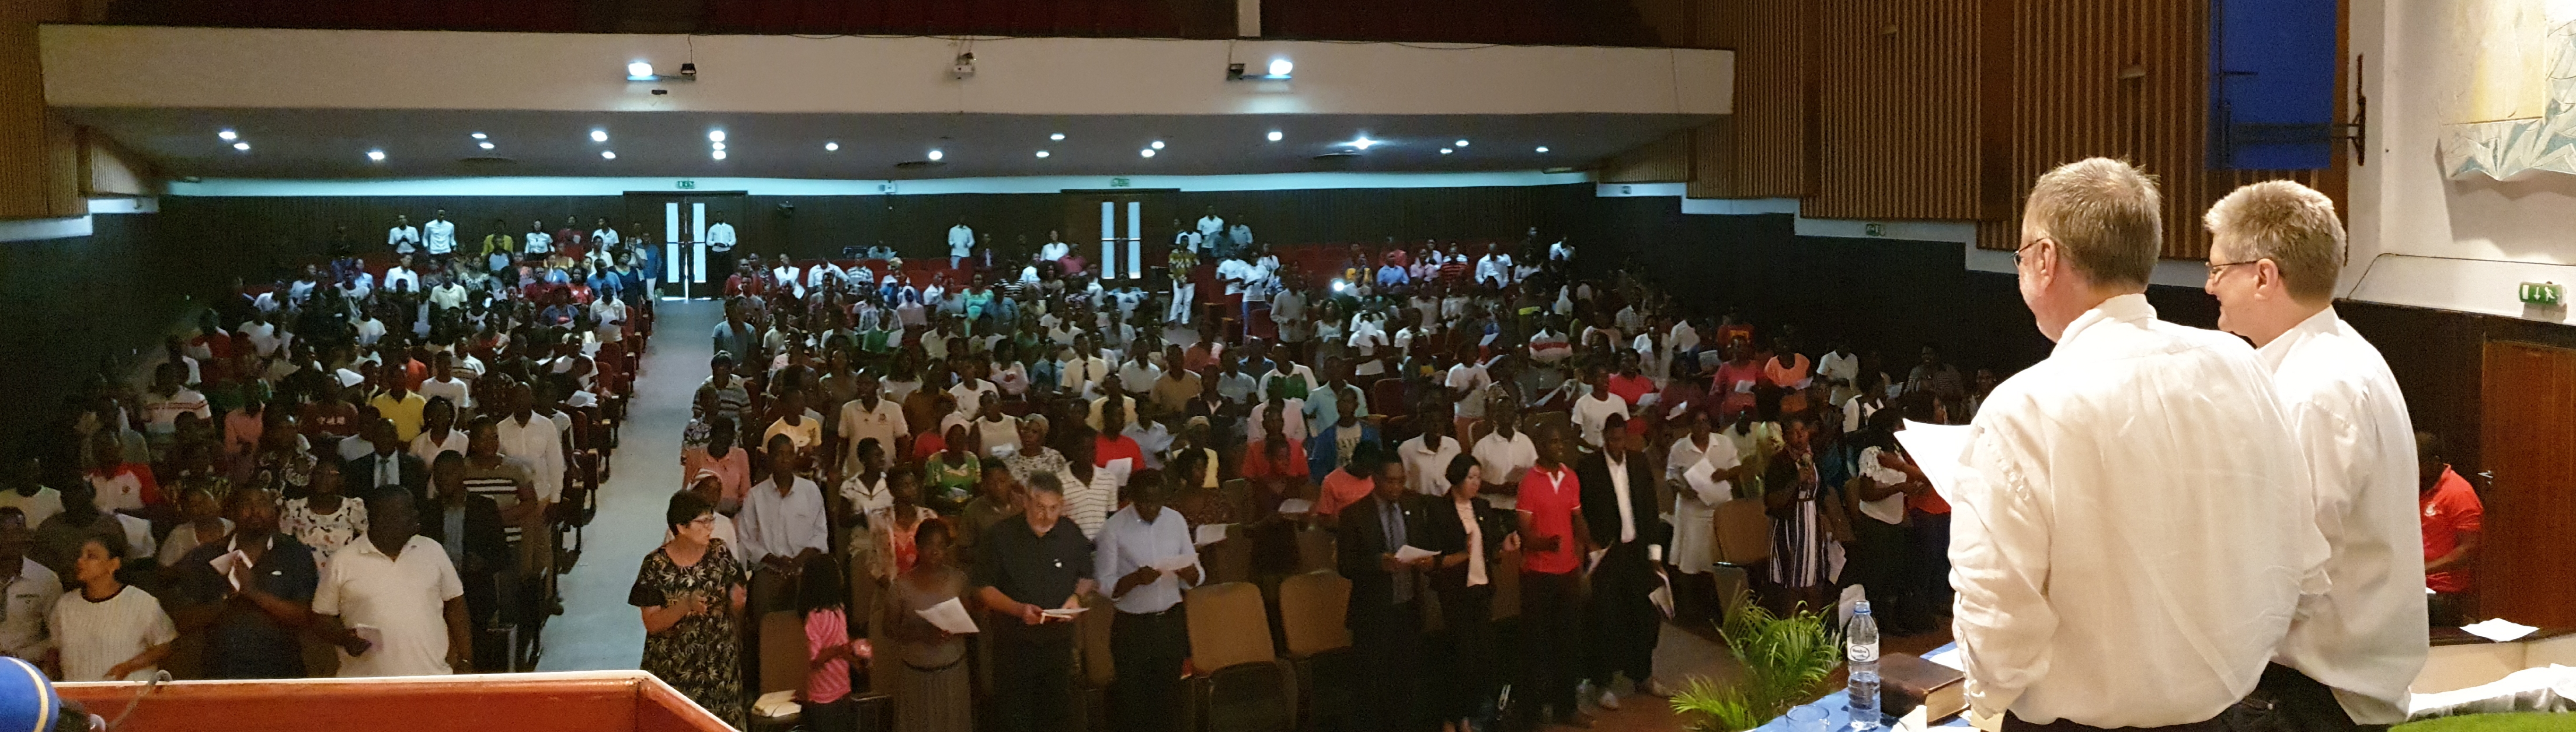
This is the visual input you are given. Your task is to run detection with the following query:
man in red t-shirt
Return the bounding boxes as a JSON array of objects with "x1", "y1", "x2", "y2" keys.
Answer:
[
  {"x1": 2417, "y1": 432, "x2": 2483, "y2": 626},
  {"x1": 1515, "y1": 422, "x2": 1594, "y2": 729}
]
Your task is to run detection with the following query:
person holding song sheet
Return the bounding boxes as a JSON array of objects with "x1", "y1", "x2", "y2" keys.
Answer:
[
  {"x1": 1948, "y1": 158, "x2": 2327, "y2": 732},
  {"x1": 888, "y1": 520, "x2": 972, "y2": 732},
  {"x1": 1093, "y1": 471, "x2": 1201, "y2": 732},
  {"x1": 974, "y1": 474, "x2": 1095, "y2": 732}
]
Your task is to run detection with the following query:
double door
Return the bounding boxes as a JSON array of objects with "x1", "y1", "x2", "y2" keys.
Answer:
[
  {"x1": 626, "y1": 192, "x2": 746, "y2": 298},
  {"x1": 1064, "y1": 192, "x2": 1166, "y2": 284}
]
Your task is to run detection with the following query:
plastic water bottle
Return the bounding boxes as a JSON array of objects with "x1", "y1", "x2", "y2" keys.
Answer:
[{"x1": 1846, "y1": 601, "x2": 1882, "y2": 730}]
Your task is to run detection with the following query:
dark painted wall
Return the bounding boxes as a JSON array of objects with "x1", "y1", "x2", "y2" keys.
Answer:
[{"x1": 0, "y1": 213, "x2": 188, "y2": 457}]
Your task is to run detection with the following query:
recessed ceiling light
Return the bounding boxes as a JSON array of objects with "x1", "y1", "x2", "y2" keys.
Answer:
[
  {"x1": 1268, "y1": 58, "x2": 1294, "y2": 77},
  {"x1": 627, "y1": 61, "x2": 654, "y2": 80},
  {"x1": 1150, "y1": 140, "x2": 1166, "y2": 150},
  {"x1": 1267, "y1": 131, "x2": 1284, "y2": 142},
  {"x1": 590, "y1": 129, "x2": 609, "y2": 143},
  {"x1": 1035, "y1": 150, "x2": 1051, "y2": 158},
  {"x1": 479, "y1": 141, "x2": 495, "y2": 150},
  {"x1": 1348, "y1": 136, "x2": 1380, "y2": 150},
  {"x1": 601, "y1": 150, "x2": 617, "y2": 159},
  {"x1": 825, "y1": 142, "x2": 839, "y2": 151},
  {"x1": 471, "y1": 132, "x2": 487, "y2": 140},
  {"x1": 1535, "y1": 146, "x2": 1550, "y2": 153},
  {"x1": 232, "y1": 142, "x2": 250, "y2": 151},
  {"x1": 1050, "y1": 132, "x2": 1066, "y2": 141},
  {"x1": 366, "y1": 149, "x2": 386, "y2": 161},
  {"x1": 1440, "y1": 148, "x2": 1453, "y2": 154},
  {"x1": 1455, "y1": 139, "x2": 1470, "y2": 147},
  {"x1": 927, "y1": 150, "x2": 944, "y2": 161},
  {"x1": 1140, "y1": 148, "x2": 1156, "y2": 158},
  {"x1": 708, "y1": 130, "x2": 726, "y2": 143},
  {"x1": 711, "y1": 142, "x2": 726, "y2": 151},
  {"x1": 712, "y1": 150, "x2": 727, "y2": 160},
  {"x1": 217, "y1": 129, "x2": 237, "y2": 141}
]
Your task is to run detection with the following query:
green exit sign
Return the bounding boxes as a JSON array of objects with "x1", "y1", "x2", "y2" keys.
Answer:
[
  {"x1": 1109, "y1": 178, "x2": 1131, "y2": 188},
  {"x1": 676, "y1": 180, "x2": 696, "y2": 190},
  {"x1": 1864, "y1": 223, "x2": 1887, "y2": 237}
]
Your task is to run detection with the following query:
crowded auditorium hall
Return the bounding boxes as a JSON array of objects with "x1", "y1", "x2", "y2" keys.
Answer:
[{"x1": 0, "y1": 2, "x2": 2570, "y2": 732}]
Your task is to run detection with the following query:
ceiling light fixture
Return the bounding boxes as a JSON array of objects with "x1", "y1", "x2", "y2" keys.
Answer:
[
  {"x1": 1227, "y1": 57, "x2": 1293, "y2": 81},
  {"x1": 1035, "y1": 150, "x2": 1051, "y2": 158},
  {"x1": 1455, "y1": 139, "x2": 1470, "y2": 147},
  {"x1": 479, "y1": 141, "x2": 495, "y2": 150},
  {"x1": 1267, "y1": 131, "x2": 1284, "y2": 142},
  {"x1": 825, "y1": 142, "x2": 839, "y2": 151},
  {"x1": 1347, "y1": 136, "x2": 1380, "y2": 150},
  {"x1": 1140, "y1": 148, "x2": 1156, "y2": 158},
  {"x1": 232, "y1": 142, "x2": 250, "y2": 151},
  {"x1": 927, "y1": 150, "x2": 944, "y2": 161},
  {"x1": 217, "y1": 129, "x2": 237, "y2": 141},
  {"x1": 590, "y1": 129, "x2": 609, "y2": 143},
  {"x1": 1441, "y1": 148, "x2": 1454, "y2": 154},
  {"x1": 627, "y1": 61, "x2": 654, "y2": 80},
  {"x1": 366, "y1": 149, "x2": 386, "y2": 162},
  {"x1": 471, "y1": 132, "x2": 487, "y2": 140},
  {"x1": 1535, "y1": 146, "x2": 1550, "y2": 153},
  {"x1": 708, "y1": 130, "x2": 726, "y2": 143},
  {"x1": 601, "y1": 150, "x2": 617, "y2": 159},
  {"x1": 712, "y1": 150, "x2": 727, "y2": 160},
  {"x1": 1150, "y1": 140, "x2": 1166, "y2": 150},
  {"x1": 711, "y1": 142, "x2": 726, "y2": 151},
  {"x1": 1050, "y1": 132, "x2": 1066, "y2": 141}
]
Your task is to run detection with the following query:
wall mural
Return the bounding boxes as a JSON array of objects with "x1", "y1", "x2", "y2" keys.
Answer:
[{"x1": 2440, "y1": 2, "x2": 2576, "y2": 180}]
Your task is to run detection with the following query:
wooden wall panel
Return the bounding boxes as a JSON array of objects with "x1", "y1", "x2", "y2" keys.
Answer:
[
  {"x1": 1599, "y1": 130, "x2": 1695, "y2": 184},
  {"x1": 1974, "y1": 0, "x2": 2344, "y2": 259},
  {"x1": 1807, "y1": 0, "x2": 1990, "y2": 220},
  {"x1": 0, "y1": 0, "x2": 80, "y2": 220},
  {"x1": 1695, "y1": 0, "x2": 1812, "y2": 199},
  {"x1": 1686, "y1": 117, "x2": 1737, "y2": 199}
]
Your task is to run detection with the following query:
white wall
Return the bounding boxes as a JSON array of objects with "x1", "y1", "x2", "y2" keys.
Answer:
[
  {"x1": 40, "y1": 26, "x2": 1731, "y2": 118},
  {"x1": 2346, "y1": 0, "x2": 2576, "y2": 320}
]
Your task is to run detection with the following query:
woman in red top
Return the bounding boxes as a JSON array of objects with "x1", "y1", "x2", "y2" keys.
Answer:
[{"x1": 1711, "y1": 339, "x2": 1763, "y2": 422}]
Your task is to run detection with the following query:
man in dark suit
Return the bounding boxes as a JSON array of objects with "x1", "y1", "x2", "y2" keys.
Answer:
[
  {"x1": 345, "y1": 418, "x2": 430, "y2": 504},
  {"x1": 421, "y1": 451, "x2": 511, "y2": 670},
  {"x1": 1577, "y1": 414, "x2": 1673, "y2": 705},
  {"x1": 1337, "y1": 451, "x2": 1434, "y2": 732}
]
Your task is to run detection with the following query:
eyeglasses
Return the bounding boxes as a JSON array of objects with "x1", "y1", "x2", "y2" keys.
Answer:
[
  {"x1": 2013, "y1": 238, "x2": 2046, "y2": 267},
  {"x1": 2206, "y1": 259, "x2": 2262, "y2": 281}
]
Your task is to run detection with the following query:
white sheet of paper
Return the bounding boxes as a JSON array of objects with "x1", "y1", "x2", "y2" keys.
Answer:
[
  {"x1": 1893, "y1": 421, "x2": 1975, "y2": 502},
  {"x1": 1040, "y1": 607, "x2": 1089, "y2": 620},
  {"x1": 208, "y1": 549, "x2": 248, "y2": 591},
  {"x1": 1194, "y1": 523, "x2": 1230, "y2": 546},
  {"x1": 2460, "y1": 618, "x2": 2539, "y2": 642},
  {"x1": 1276, "y1": 498, "x2": 1315, "y2": 515},
  {"x1": 352, "y1": 624, "x2": 385, "y2": 650},
  {"x1": 1392, "y1": 545, "x2": 1438, "y2": 562},
  {"x1": 1150, "y1": 553, "x2": 1199, "y2": 572},
  {"x1": 916, "y1": 597, "x2": 980, "y2": 634},
  {"x1": 1924, "y1": 647, "x2": 1966, "y2": 671}
]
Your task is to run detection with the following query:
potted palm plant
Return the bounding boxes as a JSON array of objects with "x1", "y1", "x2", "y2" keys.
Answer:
[{"x1": 1671, "y1": 593, "x2": 1845, "y2": 732}]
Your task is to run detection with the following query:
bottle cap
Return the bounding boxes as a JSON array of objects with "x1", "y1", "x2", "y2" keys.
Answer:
[{"x1": 1854, "y1": 600, "x2": 1871, "y2": 614}]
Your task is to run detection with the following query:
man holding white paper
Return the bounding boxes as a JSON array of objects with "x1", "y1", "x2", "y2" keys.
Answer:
[
  {"x1": 975, "y1": 475, "x2": 1096, "y2": 732},
  {"x1": 1337, "y1": 458, "x2": 1433, "y2": 732},
  {"x1": 1094, "y1": 474, "x2": 1201, "y2": 732},
  {"x1": 1949, "y1": 158, "x2": 2327, "y2": 731},
  {"x1": 2203, "y1": 181, "x2": 2426, "y2": 730}
]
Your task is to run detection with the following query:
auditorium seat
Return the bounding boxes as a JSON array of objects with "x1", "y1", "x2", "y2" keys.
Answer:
[
  {"x1": 751, "y1": 610, "x2": 808, "y2": 731},
  {"x1": 1292, "y1": 527, "x2": 1333, "y2": 575},
  {"x1": 1074, "y1": 590, "x2": 1117, "y2": 730},
  {"x1": 1184, "y1": 582, "x2": 1296, "y2": 732},
  {"x1": 1201, "y1": 520, "x2": 1254, "y2": 586},
  {"x1": 1275, "y1": 570, "x2": 1354, "y2": 732}
]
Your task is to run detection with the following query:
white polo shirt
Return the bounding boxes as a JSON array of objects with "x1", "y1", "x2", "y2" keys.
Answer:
[{"x1": 315, "y1": 536, "x2": 466, "y2": 677}]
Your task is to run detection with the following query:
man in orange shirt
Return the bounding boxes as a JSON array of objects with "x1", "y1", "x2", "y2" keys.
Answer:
[{"x1": 2417, "y1": 432, "x2": 2483, "y2": 626}]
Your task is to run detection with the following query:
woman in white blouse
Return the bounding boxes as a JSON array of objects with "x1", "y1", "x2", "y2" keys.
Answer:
[{"x1": 281, "y1": 461, "x2": 367, "y2": 573}]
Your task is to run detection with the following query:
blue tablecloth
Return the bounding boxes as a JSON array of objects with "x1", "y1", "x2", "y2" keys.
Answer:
[{"x1": 1755, "y1": 643, "x2": 1974, "y2": 732}]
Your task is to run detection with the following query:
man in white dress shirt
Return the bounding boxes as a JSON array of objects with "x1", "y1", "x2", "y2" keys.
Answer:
[
  {"x1": 589, "y1": 218, "x2": 620, "y2": 251},
  {"x1": 948, "y1": 219, "x2": 976, "y2": 269},
  {"x1": 387, "y1": 215, "x2": 421, "y2": 255},
  {"x1": 2203, "y1": 181, "x2": 2425, "y2": 730},
  {"x1": 1093, "y1": 474, "x2": 1201, "y2": 732},
  {"x1": 423, "y1": 209, "x2": 457, "y2": 258},
  {"x1": 706, "y1": 212, "x2": 738, "y2": 283},
  {"x1": 1952, "y1": 158, "x2": 2327, "y2": 731}
]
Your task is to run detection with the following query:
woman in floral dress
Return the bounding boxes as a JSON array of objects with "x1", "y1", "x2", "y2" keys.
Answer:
[{"x1": 630, "y1": 490, "x2": 748, "y2": 727}]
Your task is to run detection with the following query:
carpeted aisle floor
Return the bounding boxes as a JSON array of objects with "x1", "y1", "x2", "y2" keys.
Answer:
[{"x1": 538, "y1": 299, "x2": 719, "y2": 671}]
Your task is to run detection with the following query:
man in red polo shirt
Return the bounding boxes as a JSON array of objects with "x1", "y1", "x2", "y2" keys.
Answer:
[
  {"x1": 1516, "y1": 421, "x2": 1594, "y2": 729},
  {"x1": 2416, "y1": 432, "x2": 2482, "y2": 626}
]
